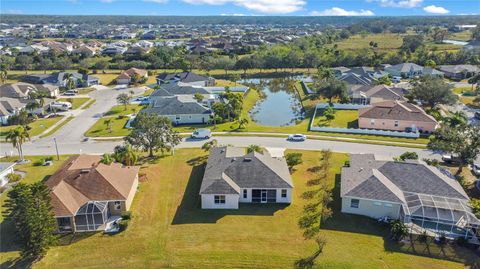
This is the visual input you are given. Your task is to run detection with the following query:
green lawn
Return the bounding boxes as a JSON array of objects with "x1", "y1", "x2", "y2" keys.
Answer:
[
  {"x1": 57, "y1": 98, "x2": 91, "y2": 110},
  {"x1": 84, "y1": 104, "x2": 143, "y2": 137},
  {"x1": 314, "y1": 109, "x2": 359, "y2": 128},
  {"x1": 459, "y1": 96, "x2": 480, "y2": 109},
  {"x1": 77, "y1": 87, "x2": 96, "y2": 95},
  {"x1": 1, "y1": 149, "x2": 475, "y2": 268},
  {"x1": 0, "y1": 116, "x2": 64, "y2": 139},
  {"x1": 332, "y1": 33, "x2": 404, "y2": 52}
]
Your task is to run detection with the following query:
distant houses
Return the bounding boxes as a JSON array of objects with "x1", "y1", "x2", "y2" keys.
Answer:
[
  {"x1": 200, "y1": 146, "x2": 293, "y2": 209},
  {"x1": 384, "y1": 63, "x2": 444, "y2": 78},
  {"x1": 358, "y1": 101, "x2": 439, "y2": 134},
  {"x1": 156, "y1": 72, "x2": 215, "y2": 87},
  {"x1": 142, "y1": 96, "x2": 212, "y2": 125},
  {"x1": 23, "y1": 72, "x2": 99, "y2": 88},
  {"x1": 349, "y1": 85, "x2": 409, "y2": 105},
  {"x1": 438, "y1": 65, "x2": 479, "y2": 80},
  {"x1": 116, "y1": 68, "x2": 148, "y2": 85}
]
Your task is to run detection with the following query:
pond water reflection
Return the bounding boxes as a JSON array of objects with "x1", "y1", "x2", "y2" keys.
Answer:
[{"x1": 245, "y1": 78, "x2": 304, "y2": 127}]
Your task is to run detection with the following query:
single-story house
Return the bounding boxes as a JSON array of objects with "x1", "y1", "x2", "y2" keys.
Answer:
[
  {"x1": 116, "y1": 68, "x2": 148, "y2": 85},
  {"x1": 438, "y1": 65, "x2": 479, "y2": 80},
  {"x1": 0, "y1": 82, "x2": 59, "y2": 98},
  {"x1": 0, "y1": 97, "x2": 27, "y2": 125},
  {"x1": 150, "y1": 83, "x2": 216, "y2": 107},
  {"x1": 341, "y1": 154, "x2": 480, "y2": 238},
  {"x1": 349, "y1": 85, "x2": 409, "y2": 105},
  {"x1": 0, "y1": 162, "x2": 16, "y2": 187},
  {"x1": 46, "y1": 155, "x2": 140, "y2": 233},
  {"x1": 156, "y1": 72, "x2": 215, "y2": 87},
  {"x1": 23, "y1": 72, "x2": 99, "y2": 88},
  {"x1": 142, "y1": 95, "x2": 212, "y2": 125},
  {"x1": 385, "y1": 63, "x2": 424, "y2": 78},
  {"x1": 358, "y1": 101, "x2": 438, "y2": 133},
  {"x1": 200, "y1": 146, "x2": 293, "y2": 209}
]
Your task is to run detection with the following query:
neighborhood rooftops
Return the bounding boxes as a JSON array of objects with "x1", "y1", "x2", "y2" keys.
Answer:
[
  {"x1": 142, "y1": 96, "x2": 211, "y2": 115},
  {"x1": 45, "y1": 155, "x2": 139, "y2": 217},
  {"x1": 0, "y1": 82, "x2": 58, "y2": 98},
  {"x1": 200, "y1": 146, "x2": 293, "y2": 195},
  {"x1": 349, "y1": 84, "x2": 409, "y2": 101},
  {"x1": 358, "y1": 101, "x2": 438, "y2": 123},
  {"x1": 156, "y1": 72, "x2": 210, "y2": 83}
]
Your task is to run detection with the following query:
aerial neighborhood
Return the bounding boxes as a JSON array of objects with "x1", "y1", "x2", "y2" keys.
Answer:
[{"x1": 0, "y1": 9, "x2": 479, "y2": 269}]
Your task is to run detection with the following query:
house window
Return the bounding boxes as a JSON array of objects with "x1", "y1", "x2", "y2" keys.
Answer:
[
  {"x1": 281, "y1": 189, "x2": 287, "y2": 198},
  {"x1": 394, "y1": 121, "x2": 399, "y2": 127},
  {"x1": 113, "y1": 201, "x2": 122, "y2": 210},
  {"x1": 175, "y1": 116, "x2": 181, "y2": 120},
  {"x1": 243, "y1": 189, "x2": 247, "y2": 199},
  {"x1": 214, "y1": 195, "x2": 226, "y2": 204},
  {"x1": 370, "y1": 119, "x2": 375, "y2": 125},
  {"x1": 350, "y1": 199, "x2": 360, "y2": 208},
  {"x1": 384, "y1": 203, "x2": 393, "y2": 208},
  {"x1": 373, "y1": 201, "x2": 382, "y2": 206}
]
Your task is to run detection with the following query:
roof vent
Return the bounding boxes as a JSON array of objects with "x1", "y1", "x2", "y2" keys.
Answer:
[
  {"x1": 359, "y1": 167, "x2": 363, "y2": 172},
  {"x1": 80, "y1": 169, "x2": 90, "y2": 174},
  {"x1": 244, "y1": 158, "x2": 252, "y2": 162}
]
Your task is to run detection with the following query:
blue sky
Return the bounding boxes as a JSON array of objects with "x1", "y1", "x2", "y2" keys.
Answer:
[{"x1": 1, "y1": 0, "x2": 478, "y2": 16}]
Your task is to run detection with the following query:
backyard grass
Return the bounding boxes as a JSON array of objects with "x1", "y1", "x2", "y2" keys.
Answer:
[
  {"x1": 1, "y1": 149, "x2": 476, "y2": 268},
  {"x1": 314, "y1": 109, "x2": 359, "y2": 128},
  {"x1": 0, "y1": 116, "x2": 64, "y2": 139},
  {"x1": 459, "y1": 96, "x2": 480, "y2": 109},
  {"x1": 449, "y1": 31, "x2": 472, "y2": 42},
  {"x1": 57, "y1": 98, "x2": 91, "y2": 110}
]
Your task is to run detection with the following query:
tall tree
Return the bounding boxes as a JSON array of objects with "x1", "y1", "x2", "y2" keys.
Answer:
[
  {"x1": 4, "y1": 182, "x2": 57, "y2": 260},
  {"x1": 428, "y1": 125, "x2": 480, "y2": 174},
  {"x1": 410, "y1": 76, "x2": 457, "y2": 108},
  {"x1": 125, "y1": 113, "x2": 181, "y2": 157},
  {"x1": 315, "y1": 79, "x2": 348, "y2": 104},
  {"x1": 5, "y1": 126, "x2": 30, "y2": 161},
  {"x1": 113, "y1": 144, "x2": 138, "y2": 166}
]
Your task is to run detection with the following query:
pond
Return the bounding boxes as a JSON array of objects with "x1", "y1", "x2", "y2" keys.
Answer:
[{"x1": 245, "y1": 78, "x2": 304, "y2": 127}]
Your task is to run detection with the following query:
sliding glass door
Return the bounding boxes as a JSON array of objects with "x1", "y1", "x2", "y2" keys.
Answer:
[{"x1": 252, "y1": 189, "x2": 277, "y2": 203}]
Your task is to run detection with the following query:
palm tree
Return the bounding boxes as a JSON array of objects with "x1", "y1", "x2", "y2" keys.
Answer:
[
  {"x1": 104, "y1": 119, "x2": 112, "y2": 133},
  {"x1": 64, "y1": 73, "x2": 76, "y2": 91},
  {"x1": 5, "y1": 126, "x2": 30, "y2": 162},
  {"x1": 113, "y1": 144, "x2": 138, "y2": 166},
  {"x1": 238, "y1": 117, "x2": 248, "y2": 129},
  {"x1": 201, "y1": 139, "x2": 218, "y2": 152}
]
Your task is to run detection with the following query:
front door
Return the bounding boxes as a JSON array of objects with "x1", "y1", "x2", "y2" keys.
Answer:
[{"x1": 261, "y1": 190, "x2": 267, "y2": 203}]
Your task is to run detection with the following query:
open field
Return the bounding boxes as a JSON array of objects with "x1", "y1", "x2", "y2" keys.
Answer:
[
  {"x1": 57, "y1": 98, "x2": 91, "y2": 110},
  {"x1": 0, "y1": 116, "x2": 64, "y2": 139},
  {"x1": 314, "y1": 109, "x2": 359, "y2": 128},
  {"x1": 1, "y1": 149, "x2": 476, "y2": 268}
]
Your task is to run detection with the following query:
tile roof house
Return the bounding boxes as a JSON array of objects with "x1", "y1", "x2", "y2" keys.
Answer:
[
  {"x1": 156, "y1": 72, "x2": 215, "y2": 87},
  {"x1": 142, "y1": 95, "x2": 212, "y2": 125},
  {"x1": 46, "y1": 155, "x2": 140, "y2": 233},
  {"x1": 349, "y1": 85, "x2": 409, "y2": 105},
  {"x1": 385, "y1": 63, "x2": 443, "y2": 78},
  {"x1": 358, "y1": 101, "x2": 439, "y2": 133},
  {"x1": 200, "y1": 147, "x2": 293, "y2": 209},
  {"x1": 341, "y1": 154, "x2": 480, "y2": 238},
  {"x1": 116, "y1": 68, "x2": 148, "y2": 85}
]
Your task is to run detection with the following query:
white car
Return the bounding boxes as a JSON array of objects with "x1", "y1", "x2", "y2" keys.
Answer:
[
  {"x1": 288, "y1": 134, "x2": 307, "y2": 141},
  {"x1": 191, "y1": 128, "x2": 211, "y2": 139},
  {"x1": 473, "y1": 163, "x2": 480, "y2": 177}
]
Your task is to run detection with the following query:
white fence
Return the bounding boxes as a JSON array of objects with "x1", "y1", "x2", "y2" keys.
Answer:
[{"x1": 310, "y1": 103, "x2": 420, "y2": 138}]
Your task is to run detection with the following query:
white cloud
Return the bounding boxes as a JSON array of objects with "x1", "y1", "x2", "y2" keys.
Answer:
[
  {"x1": 100, "y1": 0, "x2": 116, "y2": 3},
  {"x1": 3, "y1": 9, "x2": 24, "y2": 14},
  {"x1": 423, "y1": 5, "x2": 449, "y2": 14},
  {"x1": 310, "y1": 7, "x2": 374, "y2": 16},
  {"x1": 182, "y1": 0, "x2": 305, "y2": 14},
  {"x1": 368, "y1": 0, "x2": 423, "y2": 8},
  {"x1": 144, "y1": 0, "x2": 169, "y2": 3},
  {"x1": 220, "y1": 13, "x2": 246, "y2": 16}
]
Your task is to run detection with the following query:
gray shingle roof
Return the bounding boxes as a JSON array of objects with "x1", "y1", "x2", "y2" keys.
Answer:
[
  {"x1": 341, "y1": 154, "x2": 469, "y2": 204},
  {"x1": 142, "y1": 96, "x2": 210, "y2": 115},
  {"x1": 200, "y1": 147, "x2": 293, "y2": 195},
  {"x1": 156, "y1": 72, "x2": 209, "y2": 83}
]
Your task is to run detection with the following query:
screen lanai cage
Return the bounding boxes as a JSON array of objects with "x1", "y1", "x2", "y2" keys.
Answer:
[
  {"x1": 75, "y1": 201, "x2": 110, "y2": 231},
  {"x1": 402, "y1": 192, "x2": 480, "y2": 241}
]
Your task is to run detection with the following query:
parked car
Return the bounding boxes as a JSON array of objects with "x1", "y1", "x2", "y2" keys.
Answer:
[
  {"x1": 191, "y1": 128, "x2": 211, "y2": 139},
  {"x1": 392, "y1": 76, "x2": 402, "y2": 83},
  {"x1": 63, "y1": 90, "x2": 76, "y2": 96},
  {"x1": 50, "y1": 101, "x2": 72, "y2": 111},
  {"x1": 287, "y1": 134, "x2": 307, "y2": 141},
  {"x1": 134, "y1": 96, "x2": 149, "y2": 102},
  {"x1": 442, "y1": 154, "x2": 458, "y2": 164},
  {"x1": 473, "y1": 163, "x2": 480, "y2": 176}
]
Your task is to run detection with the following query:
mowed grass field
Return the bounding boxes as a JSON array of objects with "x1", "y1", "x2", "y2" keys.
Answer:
[
  {"x1": 1, "y1": 149, "x2": 476, "y2": 268},
  {"x1": 0, "y1": 116, "x2": 64, "y2": 139},
  {"x1": 314, "y1": 109, "x2": 359, "y2": 128}
]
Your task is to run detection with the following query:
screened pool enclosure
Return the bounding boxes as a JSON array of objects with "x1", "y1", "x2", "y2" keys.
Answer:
[
  {"x1": 402, "y1": 192, "x2": 480, "y2": 239},
  {"x1": 74, "y1": 201, "x2": 110, "y2": 232}
]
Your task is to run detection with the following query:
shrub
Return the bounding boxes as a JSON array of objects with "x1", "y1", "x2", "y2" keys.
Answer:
[
  {"x1": 344, "y1": 160, "x2": 350, "y2": 167},
  {"x1": 6, "y1": 173, "x2": 22, "y2": 183},
  {"x1": 119, "y1": 219, "x2": 129, "y2": 231},
  {"x1": 398, "y1": 152, "x2": 418, "y2": 161},
  {"x1": 45, "y1": 156, "x2": 54, "y2": 162},
  {"x1": 33, "y1": 159, "x2": 45, "y2": 166},
  {"x1": 121, "y1": 211, "x2": 132, "y2": 220},
  {"x1": 117, "y1": 115, "x2": 126, "y2": 119}
]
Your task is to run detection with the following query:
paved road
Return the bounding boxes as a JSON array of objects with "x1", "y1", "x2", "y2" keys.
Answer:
[{"x1": 1, "y1": 136, "x2": 442, "y2": 161}]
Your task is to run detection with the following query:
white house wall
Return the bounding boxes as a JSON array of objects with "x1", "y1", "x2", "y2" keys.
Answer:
[
  {"x1": 341, "y1": 196, "x2": 401, "y2": 219},
  {"x1": 0, "y1": 165, "x2": 15, "y2": 187},
  {"x1": 164, "y1": 114, "x2": 211, "y2": 125},
  {"x1": 201, "y1": 194, "x2": 239, "y2": 209}
]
